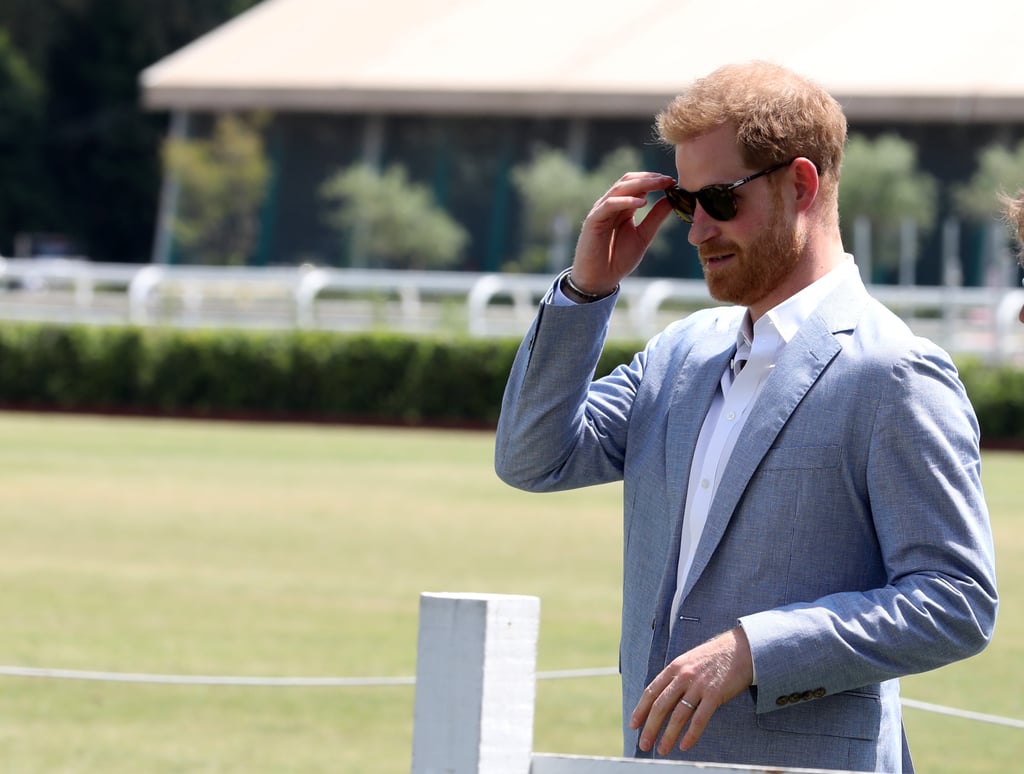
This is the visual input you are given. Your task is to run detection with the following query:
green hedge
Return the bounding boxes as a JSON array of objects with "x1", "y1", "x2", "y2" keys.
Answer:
[
  {"x1": 0, "y1": 323, "x2": 529, "y2": 426},
  {"x1": 0, "y1": 322, "x2": 1022, "y2": 442},
  {"x1": 955, "y1": 358, "x2": 1024, "y2": 445}
]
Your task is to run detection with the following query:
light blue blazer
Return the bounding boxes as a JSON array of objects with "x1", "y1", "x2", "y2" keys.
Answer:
[{"x1": 494, "y1": 275, "x2": 997, "y2": 773}]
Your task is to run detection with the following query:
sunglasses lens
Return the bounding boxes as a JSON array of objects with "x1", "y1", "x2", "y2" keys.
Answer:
[
  {"x1": 699, "y1": 187, "x2": 738, "y2": 221},
  {"x1": 665, "y1": 188, "x2": 695, "y2": 223}
]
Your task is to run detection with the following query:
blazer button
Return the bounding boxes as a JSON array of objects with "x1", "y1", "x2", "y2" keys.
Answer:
[
  {"x1": 813, "y1": 687, "x2": 826, "y2": 698},
  {"x1": 801, "y1": 690, "x2": 813, "y2": 701},
  {"x1": 775, "y1": 695, "x2": 789, "y2": 706},
  {"x1": 789, "y1": 692, "x2": 803, "y2": 704}
]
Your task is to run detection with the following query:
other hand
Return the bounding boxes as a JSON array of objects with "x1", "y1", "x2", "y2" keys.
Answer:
[{"x1": 629, "y1": 626, "x2": 754, "y2": 756}]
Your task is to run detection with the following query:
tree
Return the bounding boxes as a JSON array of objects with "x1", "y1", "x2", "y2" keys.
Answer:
[
  {"x1": 162, "y1": 112, "x2": 270, "y2": 265},
  {"x1": 509, "y1": 145, "x2": 675, "y2": 273},
  {"x1": 950, "y1": 140, "x2": 1024, "y2": 283},
  {"x1": 0, "y1": 30, "x2": 50, "y2": 255},
  {"x1": 952, "y1": 140, "x2": 1024, "y2": 224},
  {"x1": 0, "y1": 0, "x2": 263, "y2": 262},
  {"x1": 838, "y1": 133, "x2": 938, "y2": 276},
  {"x1": 319, "y1": 164, "x2": 469, "y2": 270}
]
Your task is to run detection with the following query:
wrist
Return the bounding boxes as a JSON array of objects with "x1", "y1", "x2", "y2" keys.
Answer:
[{"x1": 561, "y1": 271, "x2": 617, "y2": 304}]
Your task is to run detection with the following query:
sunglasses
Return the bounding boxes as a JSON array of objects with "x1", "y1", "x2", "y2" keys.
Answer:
[{"x1": 664, "y1": 158, "x2": 796, "y2": 223}]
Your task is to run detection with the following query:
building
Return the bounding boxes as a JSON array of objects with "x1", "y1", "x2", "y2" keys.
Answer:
[{"x1": 140, "y1": 0, "x2": 1024, "y2": 284}]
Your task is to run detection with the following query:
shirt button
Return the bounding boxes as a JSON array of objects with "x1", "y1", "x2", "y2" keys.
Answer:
[
  {"x1": 701, "y1": 479, "x2": 710, "y2": 489},
  {"x1": 727, "y1": 411, "x2": 736, "y2": 421}
]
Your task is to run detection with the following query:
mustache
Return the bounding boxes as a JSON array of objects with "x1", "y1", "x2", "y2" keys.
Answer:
[{"x1": 698, "y1": 241, "x2": 740, "y2": 261}]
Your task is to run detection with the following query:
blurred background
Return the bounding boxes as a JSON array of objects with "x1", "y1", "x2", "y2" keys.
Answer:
[
  {"x1": 1, "y1": 6, "x2": 1022, "y2": 772},
  {"x1": 2, "y1": 0, "x2": 1024, "y2": 356},
  {"x1": 3, "y1": 0, "x2": 1024, "y2": 272}
]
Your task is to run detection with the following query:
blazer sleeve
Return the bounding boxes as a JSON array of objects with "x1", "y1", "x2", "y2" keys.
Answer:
[
  {"x1": 739, "y1": 340, "x2": 999, "y2": 712},
  {"x1": 494, "y1": 289, "x2": 645, "y2": 492}
]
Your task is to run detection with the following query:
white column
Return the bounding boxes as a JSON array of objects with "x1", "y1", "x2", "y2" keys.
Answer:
[
  {"x1": 151, "y1": 110, "x2": 190, "y2": 265},
  {"x1": 411, "y1": 592, "x2": 540, "y2": 774}
]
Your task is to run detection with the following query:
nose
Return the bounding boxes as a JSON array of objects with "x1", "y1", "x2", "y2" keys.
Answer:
[{"x1": 686, "y1": 204, "x2": 721, "y2": 247}]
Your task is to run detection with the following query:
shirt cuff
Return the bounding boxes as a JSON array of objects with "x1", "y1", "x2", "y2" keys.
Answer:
[{"x1": 549, "y1": 273, "x2": 580, "y2": 306}]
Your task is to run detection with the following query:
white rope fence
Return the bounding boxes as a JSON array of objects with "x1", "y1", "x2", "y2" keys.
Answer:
[
  {"x1": 0, "y1": 664, "x2": 1021, "y2": 730},
  {"x1": 900, "y1": 698, "x2": 1024, "y2": 729},
  {"x1": 0, "y1": 666, "x2": 417, "y2": 687}
]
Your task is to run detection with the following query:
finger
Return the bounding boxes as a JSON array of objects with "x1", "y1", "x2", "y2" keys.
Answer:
[
  {"x1": 657, "y1": 697, "x2": 698, "y2": 756},
  {"x1": 635, "y1": 197, "x2": 676, "y2": 244},
  {"x1": 587, "y1": 194, "x2": 651, "y2": 224},
  {"x1": 598, "y1": 174, "x2": 676, "y2": 207},
  {"x1": 678, "y1": 698, "x2": 717, "y2": 752},
  {"x1": 637, "y1": 678, "x2": 687, "y2": 752},
  {"x1": 587, "y1": 172, "x2": 675, "y2": 228},
  {"x1": 629, "y1": 669, "x2": 674, "y2": 730},
  {"x1": 638, "y1": 697, "x2": 670, "y2": 752},
  {"x1": 609, "y1": 171, "x2": 676, "y2": 191}
]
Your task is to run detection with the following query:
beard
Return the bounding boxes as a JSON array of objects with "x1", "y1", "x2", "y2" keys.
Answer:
[{"x1": 699, "y1": 196, "x2": 806, "y2": 309}]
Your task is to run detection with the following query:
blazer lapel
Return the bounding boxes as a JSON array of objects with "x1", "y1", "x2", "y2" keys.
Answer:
[
  {"x1": 663, "y1": 322, "x2": 739, "y2": 513},
  {"x1": 646, "y1": 315, "x2": 739, "y2": 676}
]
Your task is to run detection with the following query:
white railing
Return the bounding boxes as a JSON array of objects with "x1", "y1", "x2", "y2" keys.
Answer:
[
  {"x1": 410, "y1": 592, "x2": 858, "y2": 774},
  {"x1": 0, "y1": 589, "x2": 1016, "y2": 771},
  {"x1": 1, "y1": 257, "x2": 1022, "y2": 361}
]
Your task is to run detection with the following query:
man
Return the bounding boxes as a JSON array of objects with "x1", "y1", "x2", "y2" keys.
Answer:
[{"x1": 494, "y1": 62, "x2": 997, "y2": 773}]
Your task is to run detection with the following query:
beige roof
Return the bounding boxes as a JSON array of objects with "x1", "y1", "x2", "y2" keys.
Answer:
[{"x1": 140, "y1": 0, "x2": 1024, "y2": 120}]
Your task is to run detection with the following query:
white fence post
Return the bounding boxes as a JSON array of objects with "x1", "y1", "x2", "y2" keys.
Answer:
[{"x1": 411, "y1": 592, "x2": 541, "y2": 774}]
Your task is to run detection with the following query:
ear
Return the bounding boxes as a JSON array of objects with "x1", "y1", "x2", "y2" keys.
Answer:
[{"x1": 791, "y1": 157, "x2": 819, "y2": 214}]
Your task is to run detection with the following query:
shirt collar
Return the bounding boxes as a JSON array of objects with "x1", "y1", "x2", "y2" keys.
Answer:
[{"x1": 736, "y1": 254, "x2": 859, "y2": 357}]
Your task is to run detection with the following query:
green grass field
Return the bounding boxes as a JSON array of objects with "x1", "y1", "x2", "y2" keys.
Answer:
[{"x1": 0, "y1": 411, "x2": 1019, "y2": 773}]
